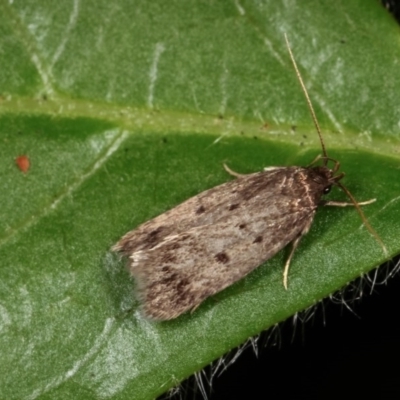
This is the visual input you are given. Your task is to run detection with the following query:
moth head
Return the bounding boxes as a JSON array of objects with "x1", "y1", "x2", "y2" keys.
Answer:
[{"x1": 310, "y1": 157, "x2": 344, "y2": 196}]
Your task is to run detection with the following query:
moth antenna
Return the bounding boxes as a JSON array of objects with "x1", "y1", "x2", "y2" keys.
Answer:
[
  {"x1": 285, "y1": 34, "x2": 386, "y2": 256},
  {"x1": 284, "y1": 33, "x2": 328, "y2": 162},
  {"x1": 336, "y1": 181, "x2": 388, "y2": 256}
]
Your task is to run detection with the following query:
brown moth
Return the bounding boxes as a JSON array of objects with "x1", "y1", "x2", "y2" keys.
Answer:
[{"x1": 112, "y1": 35, "x2": 386, "y2": 321}]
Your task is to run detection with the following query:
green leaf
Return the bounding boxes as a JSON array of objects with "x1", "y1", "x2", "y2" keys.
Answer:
[{"x1": 1, "y1": 1, "x2": 399, "y2": 399}]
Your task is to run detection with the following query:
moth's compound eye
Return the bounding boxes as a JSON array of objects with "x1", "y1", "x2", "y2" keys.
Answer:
[{"x1": 323, "y1": 186, "x2": 331, "y2": 194}]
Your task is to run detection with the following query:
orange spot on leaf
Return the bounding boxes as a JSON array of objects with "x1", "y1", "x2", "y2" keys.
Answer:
[{"x1": 15, "y1": 155, "x2": 30, "y2": 173}]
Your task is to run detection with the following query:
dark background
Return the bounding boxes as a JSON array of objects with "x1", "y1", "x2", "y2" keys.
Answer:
[
  {"x1": 163, "y1": 2, "x2": 400, "y2": 399},
  {"x1": 198, "y1": 258, "x2": 400, "y2": 399}
]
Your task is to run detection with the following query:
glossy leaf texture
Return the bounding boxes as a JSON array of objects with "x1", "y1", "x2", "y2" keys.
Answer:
[{"x1": 1, "y1": 1, "x2": 399, "y2": 399}]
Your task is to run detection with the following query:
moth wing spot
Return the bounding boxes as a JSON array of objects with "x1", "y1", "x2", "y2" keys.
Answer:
[
  {"x1": 158, "y1": 272, "x2": 178, "y2": 286},
  {"x1": 195, "y1": 205, "x2": 206, "y2": 214},
  {"x1": 176, "y1": 277, "x2": 190, "y2": 291},
  {"x1": 215, "y1": 251, "x2": 230, "y2": 263},
  {"x1": 143, "y1": 226, "x2": 165, "y2": 247},
  {"x1": 149, "y1": 226, "x2": 163, "y2": 236},
  {"x1": 238, "y1": 223, "x2": 247, "y2": 229},
  {"x1": 253, "y1": 236, "x2": 263, "y2": 243}
]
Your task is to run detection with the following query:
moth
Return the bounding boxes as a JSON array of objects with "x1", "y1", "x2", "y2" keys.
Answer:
[{"x1": 112, "y1": 34, "x2": 386, "y2": 321}]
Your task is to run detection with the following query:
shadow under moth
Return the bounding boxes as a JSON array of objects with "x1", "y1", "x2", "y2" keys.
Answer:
[{"x1": 112, "y1": 34, "x2": 386, "y2": 321}]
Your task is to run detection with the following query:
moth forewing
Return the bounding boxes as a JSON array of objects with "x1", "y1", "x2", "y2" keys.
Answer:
[{"x1": 114, "y1": 165, "x2": 335, "y2": 321}]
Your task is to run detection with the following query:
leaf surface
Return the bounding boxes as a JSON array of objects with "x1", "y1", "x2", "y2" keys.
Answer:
[{"x1": 1, "y1": 1, "x2": 399, "y2": 398}]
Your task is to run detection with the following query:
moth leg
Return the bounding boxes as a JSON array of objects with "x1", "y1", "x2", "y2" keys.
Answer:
[
  {"x1": 323, "y1": 197, "x2": 387, "y2": 256},
  {"x1": 323, "y1": 198, "x2": 376, "y2": 207},
  {"x1": 223, "y1": 163, "x2": 246, "y2": 178},
  {"x1": 190, "y1": 303, "x2": 202, "y2": 315},
  {"x1": 307, "y1": 154, "x2": 323, "y2": 167},
  {"x1": 283, "y1": 235, "x2": 302, "y2": 290}
]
